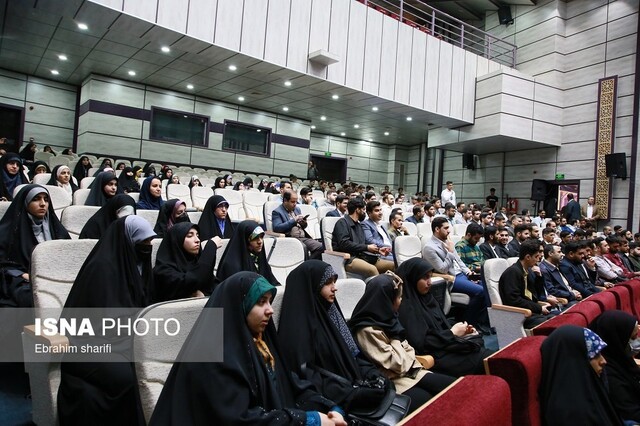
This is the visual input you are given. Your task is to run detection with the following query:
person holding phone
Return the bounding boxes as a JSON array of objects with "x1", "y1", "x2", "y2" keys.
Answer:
[{"x1": 272, "y1": 189, "x2": 323, "y2": 259}]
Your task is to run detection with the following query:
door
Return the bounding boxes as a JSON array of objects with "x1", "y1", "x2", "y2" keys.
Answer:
[{"x1": 309, "y1": 155, "x2": 347, "y2": 183}]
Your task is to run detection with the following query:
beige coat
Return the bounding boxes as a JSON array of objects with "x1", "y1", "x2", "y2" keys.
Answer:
[{"x1": 355, "y1": 326, "x2": 428, "y2": 394}]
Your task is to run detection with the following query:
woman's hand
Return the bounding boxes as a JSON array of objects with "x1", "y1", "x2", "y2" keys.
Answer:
[
  {"x1": 211, "y1": 236, "x2": 223, "y2": 248},
  {"x1": 451, "y1": 322, "x2": 469, "y2": 337},
  {"x1": 21, "y1": 273, "x2": 30, "y2": 282},
  {"x1": 327, "y1": 411, "x2": 347, "y2": 426}
]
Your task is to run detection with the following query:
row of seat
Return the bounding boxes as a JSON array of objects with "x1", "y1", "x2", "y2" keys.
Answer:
[{"x1": 484, "y1": 278, "x2": 640, "y2": 426}]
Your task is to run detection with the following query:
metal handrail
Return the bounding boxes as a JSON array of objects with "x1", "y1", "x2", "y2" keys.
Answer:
[{"x1": 357, "y1": 0, "x2": 517, "y2": 67}]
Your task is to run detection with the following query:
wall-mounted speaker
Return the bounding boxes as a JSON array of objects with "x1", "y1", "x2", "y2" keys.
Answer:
[
  {"x1": 498, "y1": 4, "x2": 514, "y2": 26},
  {"x1": 531, "y1": 179, "x2": 548, "y2": 201},
  {"x1": 462, "y1": 153, "x2": 475, "y2": 170},
  {"x1": 605, "y1": 153, "x2": 627, "y2": 179}
]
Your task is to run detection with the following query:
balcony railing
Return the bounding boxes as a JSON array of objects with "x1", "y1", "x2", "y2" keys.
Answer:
[{"x1": 357, "y1": 0, "x2": 517, "y2": 67}]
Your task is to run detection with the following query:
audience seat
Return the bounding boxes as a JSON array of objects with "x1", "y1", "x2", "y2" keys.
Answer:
[
  {"x1": 61, "y1": 205, "x2": 100, "y2": 238},
  {"x1": 191, "y1": 186, "x2": 213, "y2": 210},
  {"x1": 263, "y1": 200, "x2": 281, "y2": 232},
  {"x1": 618, "y1": 279, "x2": 640, "y2": 317},
  {"x1": 607, "y1": 285, "x2": 633, "y2": 315},
  {"x1": 298, "y1": 204, "x2": 320, "y2": 239},
  {"x1": 48, "y1": 156, "x2": 70, "y2": 168},
  {"x1": 588, "y1": 289, "x2": 618, "y2": 313},
  {"x1": 263, "y1": 237, "x2": 306, "y2": 286},
  {"x1": 22, "y1": 239, "x2": 98, "y2": 426},
  {"x1": 34, "y1": 151, "x2": 54, "y2": 163},
  {"x1": 483, "y1": 336, "x2": 547, "y2": 426},
  {"x1": 166, "y1": 184, "x2": 193, "y2": 208},
  {"x1": 213, "y1": 239, "x2": 229, "y2": 275},
  {"x1": 32, "y1": 173, "x2": 51, "y2": 185},
  {"x1": 393, "y1": 235, "x2": 422, "y2": 266},
  {"x1": 530, "y1": 312, "x2": 588, "y2": 336},
  {"x1": 73, "y1": 189, "x2": 90, "y2": 205},
  {"x1": 416, "y1": 222, "x2": 432, "y2": 240},
  {"x1": 562, "y1": 299, "x2": 602, "y2": 324},
  {"x1": 403, "y1": 221, "x2": 417, "y2": 237},
  {"x1": 272, "y1": 285, "x2": 286, "y2": 330},
  {"x1": 484, "y1": 258, "x2": 532, "y2": 349},
  {"x1": 214, "y1": 188, "x2": 245, "y2": 221},
  {"x1": 334, "y1": 278, "x2": 366, "y2": 321},
  {"x1": 80, "y1": 177, "x2": 94, "y2": 189},
  {"x1": 243, "y1": 191, "x2": 269, "y2": 223},
  {"x1": 453, "y1": 223, "x2": 467, "y2": 236},
  {"x1": 134, "y1": 297, "x2": 208, "y2": 422},
  {"x1": 0, "y1": 201, "x2": 11, "y2": 220},
  {"x1": 320, "y1": 216, "x2": 357, "y2": 280},
  {"x1": 38, "y1": 185, "x2": 72, "y2": 219},
  {"x1": 317, "y1": 205, "x2": 335, "y2": 219},
  {"x1": 137, "y1": 210, "x2": 159, "y2": 229},
  {"x1": 398, "y1": 375, "x2": 512, "y2": 426}
]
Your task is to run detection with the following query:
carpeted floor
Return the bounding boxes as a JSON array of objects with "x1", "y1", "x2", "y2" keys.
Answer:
[{"x1": 0, "y1": 363, "x2": 33, "y2": 426}]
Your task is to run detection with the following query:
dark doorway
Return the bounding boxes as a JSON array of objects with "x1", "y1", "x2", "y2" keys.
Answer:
[
  {"x1": 0, "y1": 104, "x2": 24, "y2": 153},
  {"x1": 309, "y1": 155, "x2": 347, "y2": 183},
  {"x1": 532, "y1": 179, "x2": 581, "y2": 216}
]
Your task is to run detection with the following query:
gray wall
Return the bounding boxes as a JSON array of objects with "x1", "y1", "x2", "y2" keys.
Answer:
[{"x1": 0, "y1": 68, "x2": 76, "y2": 152}]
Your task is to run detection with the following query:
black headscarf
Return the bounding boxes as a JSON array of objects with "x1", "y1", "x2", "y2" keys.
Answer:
[
  {"x1": 278, "y1": 261, "x2": 387, "y2": 410},
  {"x1": 136, "y1": 177, "x2": 164, "y2": 210},
  {"x1": 85, "y1": 171, "x2": 117, "y2": 206},
  {"x1": 72, "y1": 156, "x2": 93, "y2": 183},
  {"x1": 590, "y1": 310, "x2": 640, "y2": 422},
  {"x1": 96, "y1": 158, "x2": 112, "y2": 174},
  {"x1": 0, "y1": 184, "x2": 70, "y2": 268},
  {"x1": 0, "y1": 153, "x2": 28, "y2": 201},
  {"x1": 19, "y1": 142, "x2": 36, "y2": 162},
  {"x1": 539, "y1": 325, "x2": 622, "y2": 426},
  {"x1": 153, "y1": 199, "x2": 190, "y2": 238},
  {"x1": 198, "y1": 195, "x2": 234, "y2": 240},
  {"x1": 396, "y1": 258, "x2": 489, "y2": 376},
  {"x1": 79, "y1": 194, "x2": 136, "y2": 239},
  {"x1": 216, "y1": 220, "x2": 279, "y2": 286},
  {"x1": 188, "y1": 176, "x2": 202, "y2": 189},
  {"x1": 348, "y1": 273, "x2": 405, "y2": 340},
  {"x1": 117, "y1": 167, "x2": 140, "y2": 194},
  {"x1": 29, "y1": 160, "x2": 50, "y2": 180},
  {"x1": 243, "y1": 177, "x2": 254, "y2": 189},
  {"x1": 47, "y1": 165, "x2": 79, "y2": 194},
  {"x1": 150, "y1": 271, "x2": 335, "y2": 425},
  {"x1": 213, "y1": 177, "x2": 226, "y2": 189},
  {"x1": 152, "y1": 222, "x2": 216, "y2": 303},
  {"x1": 65, "y1": 216, "x2": 155, "y2": 309}
]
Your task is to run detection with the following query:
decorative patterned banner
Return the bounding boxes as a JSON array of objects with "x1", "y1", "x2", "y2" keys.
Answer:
[{"x1": 594, "y1": 76, "x2": 617, "y2": 220}]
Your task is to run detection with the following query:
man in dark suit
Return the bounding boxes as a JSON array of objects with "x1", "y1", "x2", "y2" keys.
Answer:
[
  {"x1": 507, "y1": 224, "x2": 530, "y2": 257},
  {"x1": 326, "y1": 194, "x2": 348, "y2": 218},
  {"x1": 539, "y1": 244, "x2": 581, "y2": 305},
  {"x1": 404, "y1": 204, "x2": 425, "y2": 224},
  {"x1": 499, "y1": 239, "x2": 556, "y2": 328},
  {"x1": 479, "y1": 226, "x2": 509, "y2": 260},
  {"x1": 563, "y1": 193, "x2": 581, "y2": 225},
  {"x1": 272, "y1": 190, "x2": 323, "y2": 259},
  {"x1": 559, "y1": 241, "x2": 602, "y2": 298}
]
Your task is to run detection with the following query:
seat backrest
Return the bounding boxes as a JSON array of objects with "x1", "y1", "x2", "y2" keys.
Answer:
[
  {"x1": 42, "y1": 184, "x2": 72, "y2": 218},
  {"x1": 298, "y1": 204, "x2": 319, "y2": 239},
  {"x1": 263, "y1": 237, "x2": 305, "y2": 285},
  {"x1": 165, "y1": 184, "x2": 193, "y2": 208},
  {"x1": 453, "y1": 223, "x2": 468, "y2": 236},
  {"x1": 32, "y1": 173, "x2": 51, "y2": 185},
  {"x1": 213, "y1": 239, "x2": 230, "y2": 275},
  {"x1": 393, "y1": 235, "x2": 422, "y2": 266},
  {"x1": 317, "y1": 205, "x2": 335, "y2": 220},
  {"x1": 137, "y1": 210, "x2": 159, "y2": 229},
  {"x1": 243, "y1": 191, "x2": 269, "y2": 221},
  {"x1": 134, "y1": 297, "x2": 208, "y2": 422},
  {"x1": 263, "y1": 201, "x2": 281, "y2": 232},
  {"x1": 335, "y1": 278, "x2": 366, "y2": 321},
  {"x1": 416, "y1": 222, "x2": 432, "y2": 239},
  {"x1": 507, "y1": 256, "x2": 518, "y2": 266},
  {"x1": 484, "y1": 335, "x2": 546, "y2": 426},
  {"x1": 271, "y1": 285, "x2": 286, "y2": 330},
  {"x1": 483, "y1": 258, "x2": 510, "y2": 305},
  {"x1": 190, "y1": 186, "x2": 213, "y2": 210},
  {"x1": 563, "y1": 300, "x2": 603, "y2": 324},
  {"x1": 403, "y1": 221, "x2": 418, "y2": 236},
  {"x1": 188, "y1": 211, "x2": 202, "y2": 225},
  {"x1": 80, "y1": 176, "x2": 94, "y2": 189},
  {"x1": 587, "y1": 290, "x2": 617, "y2": 312},
  {"x1": 73, "y1": 188, "x2": 91, "y2": 205},
  {"x1": 48, "y1": 156, "x2": 70, "y2": 168},
  {"x1": 321, "y1": 217, "x2": 342, "y2": 251},
  {"x1": 61, "y1": 205, "x2": 100, "y2": 238},
  {"x1": 214, "y1": 188, "x2": 245, "y2": 221},
  {"x1": 31, "y1": 239, "x2": 98, "y2": 315},
  {"x1": 0, "y1": 201, "x2": 11, "y2": 221},
  {"x1": 34, "y1": 151, "x2": 54, "y2": 163}
]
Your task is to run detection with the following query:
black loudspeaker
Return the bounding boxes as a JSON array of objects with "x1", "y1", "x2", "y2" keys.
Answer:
[
  {"x1": 462, "y1": 153, "x2": 475, "y2": 170},
  {"x1": 498, "y1": 4, "x2": 514, "y2": 25},
  {"x1": 605, "y1": 153, "x2": 627, "y2": 179},
  {"x1": 531, "y1": 179, "x2": 548, "y2": 201}
]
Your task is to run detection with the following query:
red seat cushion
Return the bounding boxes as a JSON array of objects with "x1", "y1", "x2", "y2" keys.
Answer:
[
  {"x1": 608, "y1": 286, "x2": 634, "y2": 316},
  {"x1": 564, "y1": 300, "x2": 602, "y2": 323},
  {"x1": 400, "y1": 375, "x2": 511, "y2": 426},
  {"x1": 484, "y1": 336, "x2": 546, "y2": 426},
  {"x1": 588, "y1": 290, "x2": 618, "y2": 312},
  {"x1": 531, "y1": 312, "x2": 588, "y2": 336},
  {"x1": 619, "y1": 279, "x2": 640, "y2": 318}
]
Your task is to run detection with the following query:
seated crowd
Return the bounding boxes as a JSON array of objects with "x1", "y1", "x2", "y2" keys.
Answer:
[{"x1": 2, "y1": 148, "x2": 640, "y2": 424}]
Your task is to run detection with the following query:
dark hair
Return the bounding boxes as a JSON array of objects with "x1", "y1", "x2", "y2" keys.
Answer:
[
  {"x1": 543, "y1": 243, "x2": 559, "y2": 258},
  {"x1": 573, "y1": 229, "x2": 586, "y2": 238},
  {"x1": 560, "y1": 230, "x2": 572, "y2": 239},
  {"x1": 606, "y1": 236, "x2": 622, "y2": 245},
  {"x1": 300, "y1": 186, "x2": 312, "y2": 197},
  {"x1": 465, "y1": 223, "x2": 484, "y2": 237},
  {"x1": 366, "y1": 200, "x2": 381, "y2": 214},
  {"x1": 389, "y1": 211, "x2": 403, "y2": 222},
  {"x1": 542, "y1": 228, "x2": 556, "y2": 236},
  {"x1": 282, "y1": 189, "x2": 297, "y2": 202},
  {"x1": 431, "y1": 217, "x2": 448, "y2": 233},
  {"x1": 567, "y1": 193, "x2": 574, "y2": 200},
  {"x1": 279, "y1": 180, "x2": 292, "y2": 190},
  {"x1": 563, "y1": 241, "x2": 583, "y2": 255},
  {"x1": 412, "y1": 204, "x2": 424, "y2": 215},
  {"x1": 519, "y1": 239, "x2": 542, "y2": 260},
  {"x1": 446, "y1": 181, "x2": 453, "y2": 185},
  {"x1": 444, "y1": 203, "x2": 455, "y2": 211},
  {"x1": 456, "y1": 202, "x2": 465, "y2": 208},
  {"x1": 630, "y1": 242, "x2": 639, "y2": 249},
  {"x1": 484, "y1": 225, "x2": 498, "y2": 240},
  {"x1": 336, "y1": 194, "x2": 347, "y2": 205},
  {"x1": 347, "y1": 197, "x2": 365, "y2": 214},
  {"x1": 514, "y1": 224, "x2": 529, "y2": 234},
  {"x1": 364, "y1": 192, "x2": 376, "y2": 201}
]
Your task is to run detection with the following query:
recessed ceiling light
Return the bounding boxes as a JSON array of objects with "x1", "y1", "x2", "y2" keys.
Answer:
[
  {"x1": 368, "y1": 138, "x2": 373, "y2": 142},
  {"x1": 340, "y1": 132, "x2": 346, "y2": 136},
  {"x1": 384, "y1": 131, "x2": 390, "y2": 136},
  {"x1": 77, "y1": 23, "x2": 88, "y2": 30},
  {"x1": 372, "y1": 106, "x2": 379, "y2": 112},
  {"x1": 282, "y1": 106, "x2": 289, "y2": 112},
  {"x1": 238, "y1": 96, "x2": 245, "y2": 101},
  {"x1": 320, "y1": 116, "x2": 327, "y2": 121},
  {"x1": 332, "y1": 94, "x2": 339, "y2": 100},
  {"x1": 228, "y1": 65, "x2": 237, "y2": 71},
  {"x1": 58, "y1": 54, "x2": 67, "y2": 61},
  {"x1": 128, "y1": 70, "x2": 136, "y2": 76},
  {"x1": 284, "y1": 81, "x2": 292, "y2": 87},
  {"x1": 406, "y1": 116, "x2": 412, "y2": 121},
  {"x1": 161, "y1": 46, "x2": 171, "y2": 53},
  {"x1": 50, "y1": 70, "x2": 59, "y2": 75},
  {"x1": 353, "y1": 124, "x2": 360, "y2": 128},
  {"x1": 311, "y1": 125, "x2": 316, "y2": 129},
  {"x1": 186, "y1": 84, "x2": 194, "y2": 90},
  {"x1": 256, "y1": 129, "x2": 261, "y2": 132}
]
